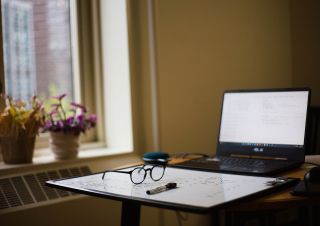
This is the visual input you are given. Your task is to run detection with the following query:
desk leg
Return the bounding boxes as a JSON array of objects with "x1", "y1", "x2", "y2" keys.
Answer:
[
  {"x1": 121, "y1": 201, "x2": 141, "y2": 226},
  {"x1": 211, "y1": 210, "x2": 220, "y2": 226}
]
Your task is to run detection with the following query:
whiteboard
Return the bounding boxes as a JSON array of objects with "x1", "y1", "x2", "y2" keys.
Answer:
[{"x1": 47, "y1": 166, "x2": 291, "y2": 211}]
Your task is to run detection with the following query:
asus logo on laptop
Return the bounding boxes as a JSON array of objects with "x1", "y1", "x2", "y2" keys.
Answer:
[{"x1": 253, "y1": 147, "x2": 264, "y2": 153}]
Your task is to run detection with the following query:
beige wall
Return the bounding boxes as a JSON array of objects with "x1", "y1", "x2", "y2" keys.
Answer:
[
  {"x1": 134, "y1": 0, "x2": 293, "y2": 156},
  {"x1": 291, "y1": 0, "x2": 320, "y2": 105},
  {"x1": 3, "y1": 1, "x2": 319, "y2": 226}
]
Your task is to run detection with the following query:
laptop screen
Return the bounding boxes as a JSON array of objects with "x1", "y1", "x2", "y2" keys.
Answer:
[{"x1": 218, "y1": 89, "x2": 310, "y2": 156}]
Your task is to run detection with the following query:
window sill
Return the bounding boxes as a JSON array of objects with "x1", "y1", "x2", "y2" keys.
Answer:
[{"x1": 0, "y1": 145, "x2": 140, "y2": 175}]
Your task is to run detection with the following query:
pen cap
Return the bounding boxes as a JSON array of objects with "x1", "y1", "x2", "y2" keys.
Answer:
[{"x1": 165, "y1": 183, "x2": 177, "y2": 189}]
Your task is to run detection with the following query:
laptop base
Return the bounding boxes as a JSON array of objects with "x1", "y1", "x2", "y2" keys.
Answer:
[{"x1": 171, "y1": 156, "x2": 302, "y2": 176}]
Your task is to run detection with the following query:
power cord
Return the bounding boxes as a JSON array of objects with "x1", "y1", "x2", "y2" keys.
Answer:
[
  {"x1": 175, "y1": 211, "x2": 188, "y2": 226},
  {"x1": 171, "y1": 152, "x2": 209, "y2": 159},
  {"x1": 304, "y1": 162, "x2": 320, "y2": 167}
]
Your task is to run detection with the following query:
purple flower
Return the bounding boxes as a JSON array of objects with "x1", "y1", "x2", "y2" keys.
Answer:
[
  {"x1": 89, "y1": 114, "x2": 97, "y2": 126},
  {"x1": 89, "y1": 114, "x2": 97, "y2": 122},
  {"x1": 48, "y1": 109, "x2": 57, "y2": 116},
  {"x1": 57, "y1": 120, "x2": 64, "y2": 128},
  {"x1": 66, "y1": 116, "x2": 74, "y2": 125},
  {"x1": 52, "y1": 93, "x2": 67, "y2": 100},
  {"x1": 51, "y1": 103, "x2": 61, "y2": 107},
  {"x1": 44, "y1": 121, "x2": 52, "y2": 128},
  {"x1": 70, "y1": 102, "x2": 87, "y2": 112},
  {"x1": 43, "y1": 94, "x2": 97, "y2": 135},
  {"x1": 76, "y1": 114, "x2": 86, "y2": 129}
]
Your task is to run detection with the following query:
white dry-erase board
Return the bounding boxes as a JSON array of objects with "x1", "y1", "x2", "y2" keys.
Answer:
[{"x1": 46, "y1": 166, "x2": 296, "y2": 212}]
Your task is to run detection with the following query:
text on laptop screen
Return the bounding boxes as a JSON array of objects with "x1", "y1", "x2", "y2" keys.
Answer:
[{"x1": 219, "y1": 91, "x2": 309, "y2": 147}]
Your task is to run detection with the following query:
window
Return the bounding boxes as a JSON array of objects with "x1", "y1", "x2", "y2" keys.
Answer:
[
  {"x1": 1, "y1": 0, "x2": 76, "y2": 102},
  {"x1": 0, "y1": 0, "x2": 134, "y2": 160},
  {"x1": 0, "y1": 0, "x2": 85, "y2": 151},
  {"x1": 100, "y1": 0, "x2": 133, "y2": 150}
]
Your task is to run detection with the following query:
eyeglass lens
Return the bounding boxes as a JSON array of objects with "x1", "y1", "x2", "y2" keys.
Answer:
[
  {"x1": 131, "y1": 167, "x2": 146, "y2": 184},
  {"x1": 150, "y1": 165, "x2": 165, "y2": 181},
  {"x1": 131, "y1": 165, "x2": 165, "y2": 184}
]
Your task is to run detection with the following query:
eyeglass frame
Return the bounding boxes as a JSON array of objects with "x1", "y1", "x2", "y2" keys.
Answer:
[{"x1": 101, "y1": 164, "x2": 166, "y2": 184}]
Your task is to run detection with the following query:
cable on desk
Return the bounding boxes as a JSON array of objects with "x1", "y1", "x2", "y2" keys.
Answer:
[
  {"x1": 175, "y1": 211, "x2": 188, "y2": 226},
  {"x1": 304, "y1": 162, "x2": 320, "y2": 167},
  {"x1": 171, "y1": 152, "x2": 209, "y2": 159}
]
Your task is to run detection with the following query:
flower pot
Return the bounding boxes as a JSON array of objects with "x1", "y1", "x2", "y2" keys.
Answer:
[
  {"x1": 49, "y1": 132, "x2": 80, "y2": 160},
  {"x1": 0, "y1": 135, "x2": 36, "y2": 164}
]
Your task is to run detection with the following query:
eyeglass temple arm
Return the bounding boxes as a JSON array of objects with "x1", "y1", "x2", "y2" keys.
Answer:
[{"x1": 102, "y1": 169, "x2": 132, "y2": 179}]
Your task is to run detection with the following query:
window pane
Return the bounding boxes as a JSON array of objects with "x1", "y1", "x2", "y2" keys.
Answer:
[{"x1": 1, "y1": 0, "x2": 74, "y2": 102}]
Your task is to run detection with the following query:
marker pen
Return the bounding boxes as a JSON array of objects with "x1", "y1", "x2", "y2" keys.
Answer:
[{"x1": 146, "y1": 183, "x2": 177, "y2": 195}]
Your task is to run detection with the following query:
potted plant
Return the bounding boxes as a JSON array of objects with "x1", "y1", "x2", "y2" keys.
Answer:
[
  {"x1": 0, "y1": 95, "x2": 45, "y2": 164},
  {"x1": 42, "y1": 94, "x2": 96, "y2": 160}
]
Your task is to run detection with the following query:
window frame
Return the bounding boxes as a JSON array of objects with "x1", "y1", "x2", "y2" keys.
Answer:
[
  {"x1": 0, "y1": 2, "x2": 5, "y2": 103},
  {"x1": 75, "y1": 0, "x2": 105, "y2": 145},
  {"x1": 0, "y1": 0, "x2": 136, "y2": 163},
  {"x1": 0, "y1": 0, "x2": 108, "y2": 160}
]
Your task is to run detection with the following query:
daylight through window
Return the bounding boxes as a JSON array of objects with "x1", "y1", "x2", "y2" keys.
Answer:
[{"x1": 1, "y1": 0, "x2": 75, "y2": 103}]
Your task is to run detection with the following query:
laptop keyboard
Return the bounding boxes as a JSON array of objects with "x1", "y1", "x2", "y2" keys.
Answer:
[
  {"x1": 216, "y1": 156, "x2": 288, "y2": 167},
  {"x1": 173, "y1": 156, "x2": 296, "y2": 174}
]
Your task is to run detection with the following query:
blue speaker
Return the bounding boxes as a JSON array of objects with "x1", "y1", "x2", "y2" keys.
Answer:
[{"x1": 143, "y1": 151, "x2": 170, "y2": 165}]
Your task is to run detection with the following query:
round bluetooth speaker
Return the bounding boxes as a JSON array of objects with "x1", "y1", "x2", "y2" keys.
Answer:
[{"x1": 143, "y1": 151, "x2": 170, "y2": 165}]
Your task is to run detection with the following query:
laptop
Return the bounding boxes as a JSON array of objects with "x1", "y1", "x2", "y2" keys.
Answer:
[{"x1": 173, "y1": 88, "x2": 311, "y2": 175}]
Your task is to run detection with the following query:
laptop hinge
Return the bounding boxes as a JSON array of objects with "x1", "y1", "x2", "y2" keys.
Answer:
[{"x1": 230, "y1": 154, "x2": 288, "y2": 161}]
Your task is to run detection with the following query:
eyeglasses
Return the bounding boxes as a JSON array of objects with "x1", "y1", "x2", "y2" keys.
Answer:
[{"x1": 102, "y1": 165, "x2": 166, "y2": 184}]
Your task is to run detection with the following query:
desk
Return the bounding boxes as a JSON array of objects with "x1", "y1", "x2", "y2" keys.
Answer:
[
  {"x1": 170, "y1": 155, "x2": 320, "y2": 208},
  {"x1": 214, "y1": 155, "x2": 320, "y2": 226},
  {"x1": 229, "y1": 155, "x2": 319, "y2": 210},
  {"x1": 46, "y1": 156, "x2": 320, "y2": 226},
  {"x1": 170, "y1": 156, "x2": 320, "y2": 225}
]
